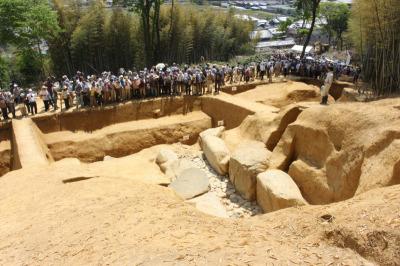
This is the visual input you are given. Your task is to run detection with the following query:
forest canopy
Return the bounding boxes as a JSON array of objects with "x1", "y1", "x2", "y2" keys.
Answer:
[
  {"x1": 0, "y1": 0, "x2": 254, "y2": 86},
  {"x1": 348, "y1": 0, "x2": 400, "y2": 94}
]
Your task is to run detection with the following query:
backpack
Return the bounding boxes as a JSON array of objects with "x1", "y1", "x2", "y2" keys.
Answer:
[{"x1": 0, "y1": 99, "x2": 6, "y2": 109}]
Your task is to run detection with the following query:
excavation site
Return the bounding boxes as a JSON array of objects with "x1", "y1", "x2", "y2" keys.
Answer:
[{"x1": 0, "y1": 81, "x2": 399, "y2": 265}]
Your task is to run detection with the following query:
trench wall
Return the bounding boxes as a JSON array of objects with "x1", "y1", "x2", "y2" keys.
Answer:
[
  {"x1": 33, "y1": 96, "x2": 202, "y2": 133},
  {"x1": 221, "y1": 81, "x2": 270, "y2": 95},
  {"x1": 291, "y1": 77, "x2": 348, "y2": 100},
  {"x1": 0, "y1": 123, "x2": 12, "y2": 176},
  {"x1": 45, "y1": 112, "x2": 212, "y2": 163}
]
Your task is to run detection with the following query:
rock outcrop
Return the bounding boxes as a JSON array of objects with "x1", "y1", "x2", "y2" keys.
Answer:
[
  {"x1": 229, "y1": 141, "x2": 270, "y2": 200},
  {"x1": 222, "y1": 104, "x2": 306, "y2": 152},
  {"x1": 256, "y1": 169, "x2": 307, "y2": 212},
  {"x1": 198, "y1": 126, "x2": 225, "y2": 146},
  {"x1": 169, "y1": 168, "x2": 209, "y2": 199},
  {"x1": 270, "y1": 100, "x2": 400, "y2": 204},
  {"x1": 165, "y1": 158, "x2": 198, "y2": 180},
  {"x1": 186, "y1": 192, "x2": 229, "y2": 218},
  {"x1": 156, "y1": 148, "x2": 178, "y2": 172}
]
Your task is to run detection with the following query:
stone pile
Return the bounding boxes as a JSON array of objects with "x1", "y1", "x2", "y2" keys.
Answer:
[{"x1": 182, "y1": 152, "x2": 262, "y2": 218}]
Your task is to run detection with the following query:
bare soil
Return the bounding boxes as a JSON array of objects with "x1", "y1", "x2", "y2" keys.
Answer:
[{"x1": 1, "y1": 81, "x2": 399, "y2": 265}]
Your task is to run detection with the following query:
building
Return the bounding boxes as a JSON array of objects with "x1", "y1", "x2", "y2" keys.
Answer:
[
  {"x1": 291, "y1": 45, "x2": 314, "y2": 54},
  {"x1": 265, "y1": 5, "x2": 296, "y2": 15},
  {"x1": 321, "y1": 0, "x2": 352, "y2": 6},
  {"x1": 255, "y1": 39, "x2": 296, "y2": 52},
  {"x1": 250, "y1": 30, "x2": 273, "y2": 41}
]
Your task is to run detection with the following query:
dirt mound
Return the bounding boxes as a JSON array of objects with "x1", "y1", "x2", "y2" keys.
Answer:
[
  {"x1": 270, "y1": 99, "x2": 400, "y2": 204},
  {"x1": 234, "y1": 81, "x2": 331, "y2": 108}
]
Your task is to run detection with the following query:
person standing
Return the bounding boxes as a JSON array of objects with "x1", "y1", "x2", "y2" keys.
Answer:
[
  {"x1": 321, "y1": 66, "x2": 334, "y2": 105},
  {"x1": 75, "y1": 77, "x2": 83, "y2": 109},
  {"x1": 259, "y1": 61, "x2": 266, "y2": 81},
  {"x1": 90, "y1": 82, "x2": 97, "y2": 107},
  {"x1": 27, "y1": 89, "x2": 38, "y2": 115},
  {"x1": 5, "y1": 92, "x2": 16, "y2": 118},
  {"x1": 268, "y1": 63, "x2": 274, "y2": 83},
  {"x1": 214, "y1": 67, "x2": 222, "y2": 94},
  {"x1": 18, "y1": 92, "x2": 28, "y2": 117},
  {"x1": 39, "y1": 86, "x2": 51, "y2": 111},
  {"x1": 62, "y1": 87, "x2": 70, "y2": 110},
  {"x1": 0, "y1": 92, "x2": 8, "y2": 120}
]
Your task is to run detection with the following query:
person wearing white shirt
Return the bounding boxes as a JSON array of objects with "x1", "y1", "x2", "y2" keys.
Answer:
[
  {"x1": 259, "y1": 61, "x2": 266, "y2": 81},
  {"x1": 321, "y1": 66, "x2": 334, "y2": 105},
  {"x1": 27, "y1": 89, "x2": 38, "y2": 115}
]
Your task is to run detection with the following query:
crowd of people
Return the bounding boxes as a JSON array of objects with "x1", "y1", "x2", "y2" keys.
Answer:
[{"x1": 0, "y1": 53, "x2": 361, "y2": 121}]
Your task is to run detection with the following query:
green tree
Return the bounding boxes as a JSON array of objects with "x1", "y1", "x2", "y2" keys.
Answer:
[
  {"x1": 319, "y1": 2, "x2": 350, "y2": 49},
  {"x1": 0, "y1": 55, "x2": 10, "y2": 89},
  {"x1": 278, "y1": 18, "x2": 293, "y2": 33},
  {"x1": 104, "y1": 8, "x2": 136, "y2": 72},
  {"x1": 295, "y1": 0, "x2": 321, "y2": 59},
  {"x1": 70, "y1": 0, "x2": 106, "y2": 73},
  {"x1": 48, "y1": 0, "x2": 82, "y2": 76},
  {"x1": 125, "y1": 0, "x2": 163, "y2": 66},
  {"x1": 16, "y1": 49, "x2": 42, "y2": 85},
  {"x1": 349, "y1": 0, "x2": 400, "y2": 95},
  {"x1": 0, "y1": 0, "x2": 60, "y2": 77}
]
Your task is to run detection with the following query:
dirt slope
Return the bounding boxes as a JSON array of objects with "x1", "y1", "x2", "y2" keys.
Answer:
[
  {"x1": 0, "y1": 159, "x2": 399, "y2": 265},
  {"x1": 234, "y1": 81, "x2": 325, "y2": 107},
  {"x1": 270, "y1": 99, "x2": 400, "y2": 204}
]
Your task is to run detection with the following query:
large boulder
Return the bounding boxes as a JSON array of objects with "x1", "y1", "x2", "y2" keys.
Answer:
[
  {"x1": 201, "y1": 135, "x2": 230, "y2": 175},
  {"x1": 199, "y1": 126, "x2": 225, "y2": 145},
  {"x1": 288, "y1": 159, "x2": 333, "y2": 204},
  {"x1": 165, "y1": 158, "x2": 197, "y2": 180},
  {"x1": 186, "y1": 192, "x2": 228, "y2": 218},
  {"x1": 169, "y1": 168, "x2": 209, "y2": 200},
  {"x1": 156, "y1": 148, "x2": 178, "y2": 172},
  {"x1": 256, "y1": 169, "x2": 307, "y2": 212},
  {"x1": 229, "y1": 141, "x2": 270, "y2": 200}
]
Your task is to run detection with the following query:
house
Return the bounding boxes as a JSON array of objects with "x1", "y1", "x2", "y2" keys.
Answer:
[
  {"x1": 256, "y1": 39, "x2": 296, "y2": 52},
  {"x1": 250, "y1": 30, "x2": 273, "y2": 41},
  {"x1": 291, "y1": 45, "x2": 314, "y2": 54}
]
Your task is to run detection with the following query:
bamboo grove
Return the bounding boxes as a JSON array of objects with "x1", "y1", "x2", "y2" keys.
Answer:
[
  {"x1": 49, "y1": 0, "x2": 254, "y2": 77},
  {"x1": 349, "y1": 0, "x2": 400, "y2": 95}
]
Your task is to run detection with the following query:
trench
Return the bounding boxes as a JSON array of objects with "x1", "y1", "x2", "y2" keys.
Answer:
[
  {"x1": 0, "y1": 124, "x2": 12, "y2": 177},
  {"x1": 1, "y1": 81, "x2": 376, "y2": 221},
  {"x1": 29, "y1": 94, "x2": 258, "y2": 163}
]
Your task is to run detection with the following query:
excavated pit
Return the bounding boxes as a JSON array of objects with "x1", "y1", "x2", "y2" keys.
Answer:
[
  {"x1": 2, "y1": 81, "x2": 400, "y2": 265},
  {"x1": 44, "y1": 112, "x2": 212, "y2": 163},
  {"x1": 6, "y1": 81, "x2": 397, "y2": 215},
  {"x1": 29, "y1": 93, "x2": 269, "y2": 218}
]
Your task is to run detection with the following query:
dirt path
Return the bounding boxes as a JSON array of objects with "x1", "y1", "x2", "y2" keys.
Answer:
[{"x1": 11, "y1": 119, "x2": 53, "y2": 168}]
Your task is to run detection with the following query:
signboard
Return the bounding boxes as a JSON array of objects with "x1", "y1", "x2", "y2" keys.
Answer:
[
  {"x1": 232, "y1": 86, "x2": 237, "y2": 92},
  {"x1": 217, "y1": 120, "x2": 224, "y2": 126},
  {"x1": 182, "y1": 135, "x2": 190, "y2": 141}
]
